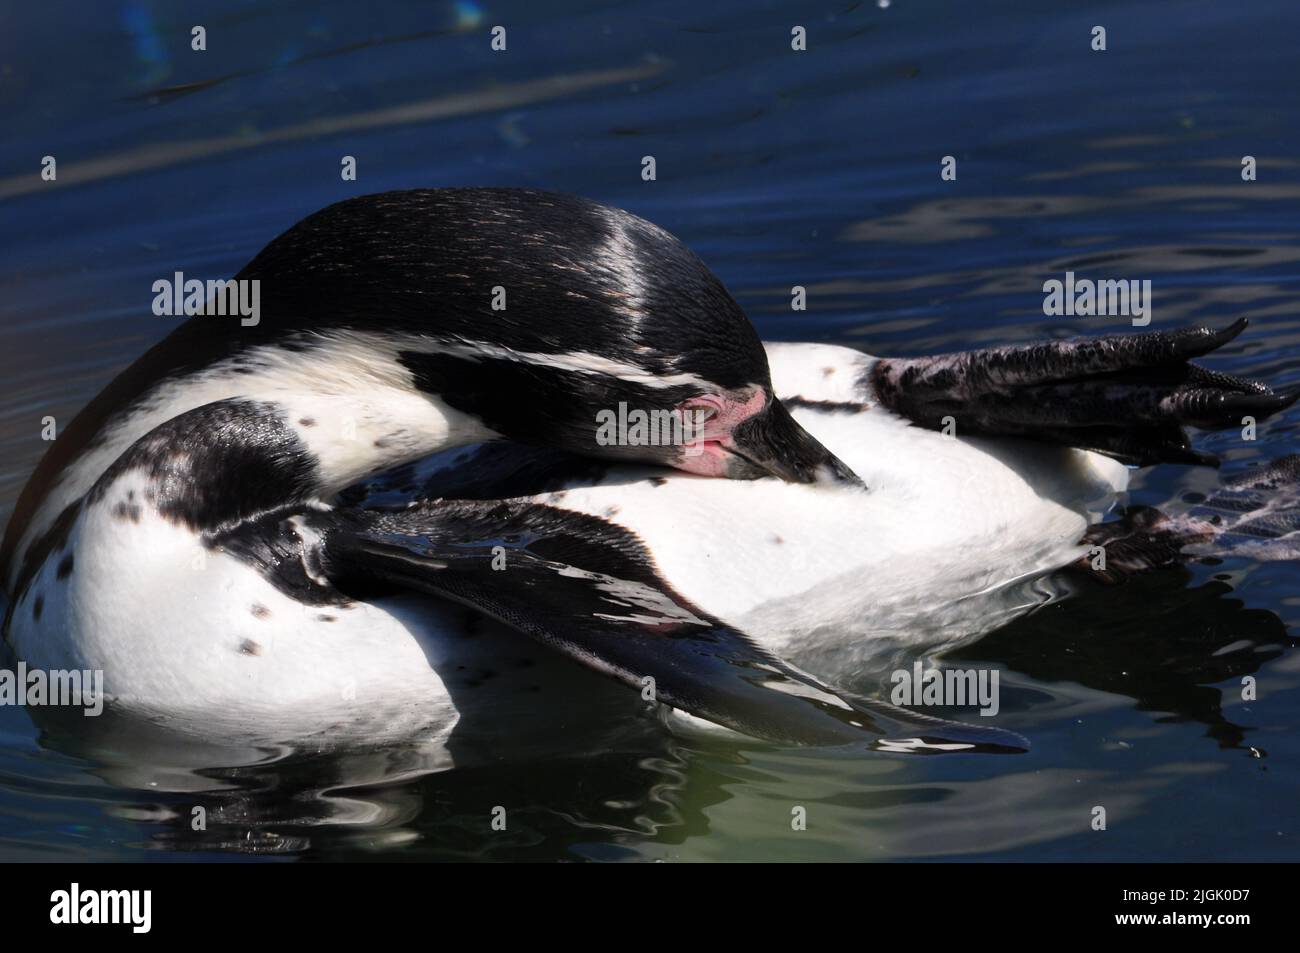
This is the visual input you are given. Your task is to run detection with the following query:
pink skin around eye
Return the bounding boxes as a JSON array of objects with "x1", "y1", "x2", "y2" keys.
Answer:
[{"x1": 674, "y1": 388, "x2": 768, "y2": 477}]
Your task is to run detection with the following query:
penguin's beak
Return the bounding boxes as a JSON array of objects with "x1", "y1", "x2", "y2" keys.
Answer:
[{"x1": 724, "y1": 400, "x2": 863, "y2": 486}]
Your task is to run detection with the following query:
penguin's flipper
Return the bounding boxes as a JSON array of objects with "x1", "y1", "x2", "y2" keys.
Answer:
[
  {"x1": 1071, "y1": 455, "x2": 1300, "y2": 582},
  {"x1": 317, "y1": 500, "x2": 1027, "y2": 754},
  {"x1": 871, "y1": 319, "x2": 1298, "y2": 466}
]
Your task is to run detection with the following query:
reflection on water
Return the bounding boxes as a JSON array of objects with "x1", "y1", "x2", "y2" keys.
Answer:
[
  {"x1": 0, "y1": 63, "x2": 666, "y2": 201},
  {"x1": 3, "y1": 0, "x2": 1300, "y2": 860},
  {"x1": 4, "y1": 564, "x2": 1292, "y2": 860}
]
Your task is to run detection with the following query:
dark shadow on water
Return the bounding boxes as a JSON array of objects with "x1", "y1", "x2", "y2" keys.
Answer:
[
  {"x1": 951, "y1": 567, "x2": 1296, "y2": 752},
  {"x1": 21, "y1": 693, "x2": 717, "y2": 859}
]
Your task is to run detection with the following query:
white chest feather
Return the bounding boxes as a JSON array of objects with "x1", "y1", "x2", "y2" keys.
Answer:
[
  {"x1": 544, "y1": 346, "x2": 1128, "y2": 671},
  {"x1": 8, "y1": 471, "x2": 446, "y2": 734}
]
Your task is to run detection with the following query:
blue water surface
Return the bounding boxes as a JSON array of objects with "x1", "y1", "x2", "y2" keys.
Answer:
[{"x1": 1, "y1": 0, "x2": 1298, "y2": 861}]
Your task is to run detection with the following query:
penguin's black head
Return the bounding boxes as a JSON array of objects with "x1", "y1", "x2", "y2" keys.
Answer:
[{"x1": 237, "y1": 188, "x2": 859, "y2": 483}]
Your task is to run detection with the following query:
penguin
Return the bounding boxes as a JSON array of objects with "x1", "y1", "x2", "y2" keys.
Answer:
[
  {"x1": 3, "y1": 188, "x2": 1295, "y2": 756},
  {"x1": 346, "y1": 321, "x2": 1300, "y2": 695}
]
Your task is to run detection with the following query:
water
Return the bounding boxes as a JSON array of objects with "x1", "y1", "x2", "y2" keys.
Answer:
[{"x1": 2, "y1": 0, "x2": 1299, "y2": 861}]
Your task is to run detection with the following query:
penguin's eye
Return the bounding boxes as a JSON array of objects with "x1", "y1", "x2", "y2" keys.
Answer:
[{"x1": 679, "y1": 395, "x2": 724, "y2": 427}]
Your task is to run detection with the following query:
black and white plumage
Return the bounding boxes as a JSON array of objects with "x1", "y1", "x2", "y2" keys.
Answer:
[
  {"x1": 2, "y1": 188, "x2": 1297, "y2": 759},
  {"x1": 1, "y1": 188, "x2": 856, "y2": 599}
]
